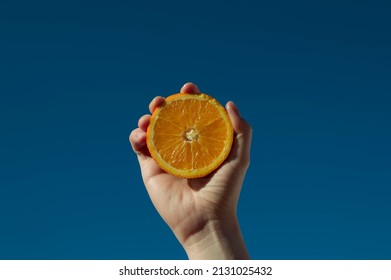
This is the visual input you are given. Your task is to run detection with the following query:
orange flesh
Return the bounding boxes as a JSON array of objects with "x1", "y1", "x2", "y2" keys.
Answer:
[{"x1": 146, "y1": 93, "x2": 233, "y2": 178}]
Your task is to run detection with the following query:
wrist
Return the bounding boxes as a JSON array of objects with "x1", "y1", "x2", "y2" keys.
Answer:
[{"x1": 180, "y1": 215, "x2": 250, "y2": 260}]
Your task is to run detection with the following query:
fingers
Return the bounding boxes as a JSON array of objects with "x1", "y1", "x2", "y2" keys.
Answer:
[
  {"x1": 149, "y1": 96, "x2": 165, "y2": 114},
  {"x1": 226, "y1": 101, "x2": 252, "y2": 166},
  {"x1": 131, "y1": 82, "x2": 201, "y2": 158},
  {"x1": 148, "y1": 83, "x2": 199, "y2": 115},
  {"x1": 180, "y1": 82, "x2": 200, "y2": 94}
]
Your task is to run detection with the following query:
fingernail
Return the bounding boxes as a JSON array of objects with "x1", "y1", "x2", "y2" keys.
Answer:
[
  {"x1": 229, "y1": 101, "x2": 241, "y2": 117},
  {"x1": 181, "y1": 82, "x2": 200, "y2": 94}
]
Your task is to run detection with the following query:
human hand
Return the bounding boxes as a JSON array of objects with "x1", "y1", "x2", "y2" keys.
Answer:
[{"x1": 129, "y1": 83, "x2": 252, "y2": 259}]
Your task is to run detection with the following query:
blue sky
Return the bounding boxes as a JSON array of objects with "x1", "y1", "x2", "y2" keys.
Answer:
[{"x1": 0, "y1": 0, "x2": 390, "y2": 259}]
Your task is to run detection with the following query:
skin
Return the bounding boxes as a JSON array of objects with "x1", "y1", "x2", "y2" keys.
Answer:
[{"x1": 129, "y1": 82, "x2": 252, "y2": 259}]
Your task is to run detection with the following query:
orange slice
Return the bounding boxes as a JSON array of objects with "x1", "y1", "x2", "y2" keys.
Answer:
[{"x1": 146, "y1": 92, "x2": 234, "y2": 178}]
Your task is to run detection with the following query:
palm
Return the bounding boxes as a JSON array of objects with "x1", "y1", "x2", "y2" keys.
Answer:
[{"x1": 140, "y1": 149, "x2": 244, "y2": 242}]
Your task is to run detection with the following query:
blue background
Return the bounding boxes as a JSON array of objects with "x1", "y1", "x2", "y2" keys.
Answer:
[{"x1": 1, "y1": 0, "x2": 390, "y2": 259}]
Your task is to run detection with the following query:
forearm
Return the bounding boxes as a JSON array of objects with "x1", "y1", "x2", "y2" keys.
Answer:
[{"x1": 181, "y1": 217, "x2": 250, "y2": 260}]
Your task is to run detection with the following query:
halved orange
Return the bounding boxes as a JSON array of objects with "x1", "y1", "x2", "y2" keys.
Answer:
[{"x1": 146, "y1": 92, "x2": 234, "y2": 178}]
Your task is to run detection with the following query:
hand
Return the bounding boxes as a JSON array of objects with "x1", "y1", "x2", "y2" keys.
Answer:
[{"x1": 129, "y1": 83, "x2": 252, "y2": 259}]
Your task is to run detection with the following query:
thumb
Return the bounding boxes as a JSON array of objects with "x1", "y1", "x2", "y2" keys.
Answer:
[{"x1": 226, "y1": 101, "x2": 252, "y2": 167}]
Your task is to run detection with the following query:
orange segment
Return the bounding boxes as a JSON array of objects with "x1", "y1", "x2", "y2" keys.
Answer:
[{"x1": 146, "y1": 92, "x2": 234, "y2": 178}]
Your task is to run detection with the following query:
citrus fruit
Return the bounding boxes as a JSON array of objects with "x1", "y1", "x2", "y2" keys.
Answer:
[{"x1": 146, "y1": 92, "x2": 234, "y2": 178}]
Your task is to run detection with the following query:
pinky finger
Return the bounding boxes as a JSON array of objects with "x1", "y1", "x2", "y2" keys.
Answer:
[{"x1": 129, "y1": 128, "x2": 148, "y2": 156}]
